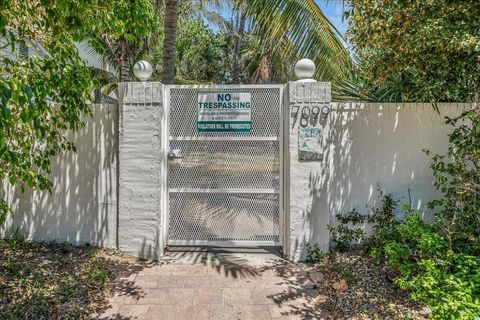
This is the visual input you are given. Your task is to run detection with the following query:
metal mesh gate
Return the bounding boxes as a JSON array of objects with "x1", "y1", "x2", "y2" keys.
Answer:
[{"x1": 167, "y1": 85, "x2": 283, "y2": 246}]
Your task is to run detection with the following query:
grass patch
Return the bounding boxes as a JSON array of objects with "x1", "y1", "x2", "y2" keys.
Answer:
[{"x1": 0, "y1": 235, "x2": 125, "y2": 319}]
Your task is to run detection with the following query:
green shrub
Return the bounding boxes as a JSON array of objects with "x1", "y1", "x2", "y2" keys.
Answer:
[
  {"x1": 328, "y1": 187, "x2": 399, "y2": 252},
  {"x1": 405, "y1": 254, "x2": 480, "y2": 319},
  {"x1": 305, "y1": 243, "x2": 327, "y2": 264},
  {"x1": 1, "y1": 230, "x2": 29, "y2": 251},
  {"x1": 329, "y1": 197, "x2": 480, "y2": 318},
  {"x1": 328, "y1": 208, "x2": 367, "y2": 252},
  {"x1": 365, "y1": 191, "x2": 399, "y2": 248},
  {"x1": 425, "y1": 109, "x2": 480, "y2": 254},
  {"x1": 360, "y1": 207, "x2": 479, "y2": 319},
  {"x1": 378, "y1": 213, "x2": 480, "y2": 319}
]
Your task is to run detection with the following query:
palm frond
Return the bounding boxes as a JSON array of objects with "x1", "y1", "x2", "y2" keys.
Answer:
[
  {"x1": 188, "y1": 0, "x2": 233, "y2": 33},
  {"x1": 199, "y1": 10, "x2": 234, "y2": 33},
  {"x1": 332, "y1": 70, "x2": 373, "y2": 101},
  {"x1": 243, "y1": 0, "x2": 350, "y2": 81},
  {"x1": 84, "y1": 38, "x2": 119, "y2": 74},
  {"x1": 332, "y1": 60, "x2": 425, "y2": 103},
  {"x1": 88, "y1": 66, "x2": 119, "y2": 94}
]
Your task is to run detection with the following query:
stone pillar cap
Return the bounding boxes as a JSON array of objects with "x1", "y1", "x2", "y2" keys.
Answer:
[
  {"x1": 133, "y1": 60, "x2": 153, "y2": 81},
  {"x1": 294, "y1": 58, "x2": 316, "y2": 82}
]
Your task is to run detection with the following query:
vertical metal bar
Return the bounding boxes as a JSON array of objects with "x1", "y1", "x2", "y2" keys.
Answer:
[
  {"x1": 278, "y1": 85, "x2": 284, "y2": 249},
  {"x1": 163, "y1": 85, "x2": 170, "y2": 248},
  {"x1": 282, "y1": 83, "x2": 291, "y2": 258}
]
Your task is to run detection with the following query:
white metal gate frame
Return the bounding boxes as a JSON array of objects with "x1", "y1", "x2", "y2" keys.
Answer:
[{"x1": 163, "y1": 84, "x2": 286, "y2": 248}]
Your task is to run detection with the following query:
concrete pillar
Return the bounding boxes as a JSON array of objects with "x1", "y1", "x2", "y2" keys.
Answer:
[
  {"x1": 287, "y1": 81, "x2": 331, "y2": 261},
  {"x1": 117, "y1": 82, "x2": 166, "y2": 260}
]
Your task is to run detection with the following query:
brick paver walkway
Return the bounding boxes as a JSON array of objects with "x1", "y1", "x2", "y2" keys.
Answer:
[{"x1": 97, "y1": 252, "x2": 324, "y2": 320}]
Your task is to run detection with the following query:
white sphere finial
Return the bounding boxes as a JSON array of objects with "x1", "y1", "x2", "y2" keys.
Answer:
[
  {"x1": 294, "y1": 58, "x2": 316, "y2": 82},
  {"x1": 133, "y1": 60, "x2": 153, "y2": 81}
]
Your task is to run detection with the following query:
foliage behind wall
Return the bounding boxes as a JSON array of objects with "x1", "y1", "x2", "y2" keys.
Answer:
[{"x1": 342, "y1": 0, "x2": 480, "y2": 103}]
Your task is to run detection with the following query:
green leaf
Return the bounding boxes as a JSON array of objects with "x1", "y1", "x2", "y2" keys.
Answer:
[
  {"x1": 0, "y1": 128, "x2": 5, "y2": 154},
  {"x1": 9, "y1": 31, "x2": 15, "y2": 52},
  {"x1": 22, "y1": 85, "x2": 33, "y2": 100}
]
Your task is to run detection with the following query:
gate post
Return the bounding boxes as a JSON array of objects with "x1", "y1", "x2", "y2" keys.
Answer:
[
  {"x1": 117, "y1": 82, "x2": 167, "y2": 260},
  {"x1": 286, "y1": 59, "x2": 331, "y2": 261}
]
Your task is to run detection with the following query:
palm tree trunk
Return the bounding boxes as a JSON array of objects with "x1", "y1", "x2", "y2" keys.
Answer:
[
  {"x1": 253, "y1": 54, "x2": 275, "y2": 84},
  {"x1": 162, "y1": 0, "x2": 179, "y2": 84},
  {"x1": 232, "y1": 9, "x2": 247, "y2": 84},
  {"x1": 118, "y1": 37, "x2": 131, "y2": 82},
  {"x1": 120, "y1": 61, "x2": 130, "y2": 82}
]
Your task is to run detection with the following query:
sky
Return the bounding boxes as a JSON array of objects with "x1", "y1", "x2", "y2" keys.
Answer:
[{"x1": 316, "y1": 0, "x2": 349, "y2": 35}]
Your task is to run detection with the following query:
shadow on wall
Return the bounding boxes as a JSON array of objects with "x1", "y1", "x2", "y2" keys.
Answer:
[
  {"x1": 296, "y1": 103, "x2": 467, "y2": 258},
  {"x1": 0, "y1": 103, "x2": 119, "y2": 247},
  {"x1": 138, "y1": 231, "x2": 160, "y2": 261}
]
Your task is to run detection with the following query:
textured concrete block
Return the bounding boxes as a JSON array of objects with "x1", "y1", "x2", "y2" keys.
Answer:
[
  {"x1": 289, "y1": 82, "x2": 330, "y2": 104},
  {"x1": 118, "y1": 82, "x2": 166, "y2": 260}
]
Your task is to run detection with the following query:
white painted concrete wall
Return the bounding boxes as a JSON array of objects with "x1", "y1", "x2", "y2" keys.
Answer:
[
  {"x1": 0, "y1": 81, "x2": 470, "y2": 263},
  {"x1": 117, "y1": 82, "x2": 166, "y2": 260},
  {"x1": 287, "y1": 81, "x2": 469, "y2": 260},
  {"x1": 0, "y1": 104, "x2": 118, "y2": 247}
]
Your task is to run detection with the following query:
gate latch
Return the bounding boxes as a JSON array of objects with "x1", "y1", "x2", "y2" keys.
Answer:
[{"x1": 167, "y1": 149, "x2": 183, "y2": 161}]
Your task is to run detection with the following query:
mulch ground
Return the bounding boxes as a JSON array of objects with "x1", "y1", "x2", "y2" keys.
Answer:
[
  {"x1": 0, "y1": 237, "x2": 139, "y2": 320},
  {"x1": 308, "y1": 248, "x2": 429, "y2": 319}
]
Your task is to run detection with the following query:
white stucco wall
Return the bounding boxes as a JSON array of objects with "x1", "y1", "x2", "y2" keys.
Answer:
[
  {"x1": 287, "y1": 81, "x2": 469, "y2": 260},
  {"x1": 0, "y1": 104, "x2": 118, "y2": 247},
  {"x1": 0, "y1": 81, "x2": 471, "y2": 262}
]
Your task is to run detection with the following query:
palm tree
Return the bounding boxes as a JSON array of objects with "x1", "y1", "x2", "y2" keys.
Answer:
[
  {"x1": 86, "y1": 35, "x2": 145, "y2": 97},
  {"x1": 161, "y1": 0, "x2": 350, "y2": 84},
  {"x1": 231, "y1": 1, "x2": 248, "y2": 84},
  {"x1": 162, "y1": 0, "x2": 180, "y2": 84},
  {"x1": 243, "y1": 0, "x2": 349, "y2": 81},
  {"x1": 87, "y1": 36, "x2": 134, "y2": 83}
]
